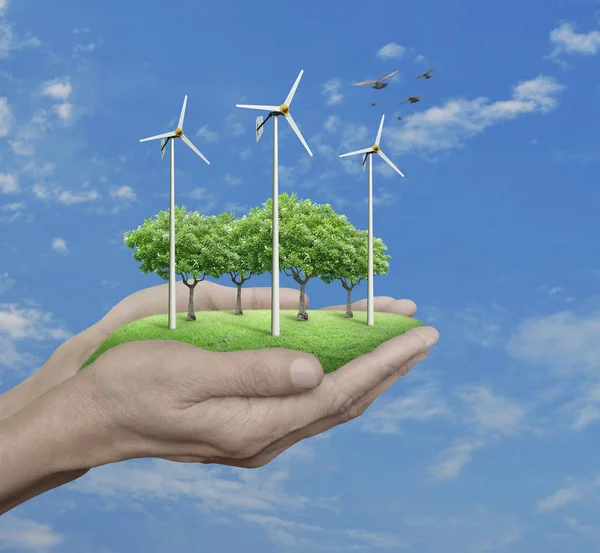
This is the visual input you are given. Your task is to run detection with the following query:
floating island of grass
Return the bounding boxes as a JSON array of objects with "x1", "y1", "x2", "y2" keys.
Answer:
[{"x1": 80, "y1": 309, "x2": 425, "y2": 374}]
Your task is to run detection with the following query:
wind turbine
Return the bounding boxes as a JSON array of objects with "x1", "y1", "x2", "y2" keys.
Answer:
[
  {"x1": 339, "y1": 115, "x2": 404, "y2": 327},
  {"x1": 236, "y1": 70, "x2": 313, "y2": 337},
  {"x1": 139, "y1": 95, "x2": 210, "y2": 330}
]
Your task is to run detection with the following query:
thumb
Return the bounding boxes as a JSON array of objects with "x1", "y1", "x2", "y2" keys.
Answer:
[{"x1": 201, "y1": 348, "x2": 324, "y2": 397}]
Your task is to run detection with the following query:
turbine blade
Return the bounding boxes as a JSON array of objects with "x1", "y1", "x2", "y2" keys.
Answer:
[
  {"x1": 362, "y1": 153, "x2": 368, "y2": 172},
  {"x1": 377, "y1": 150, "x2": 404, "y2": 177},
  {"x1": 140, "y1": 131, "x2": 176, "y2": 143},
  {"x1": 339, "y1": 147, "x2": 372, "y2": 158},
  {"x1": 178, "y1": 95, "x2": 187, "y2": 129},
  {"x1": 375, "y1": 114, "x2": 385, "y2": 145},
  {"x1": 285, "y1": 69, "x2": 304, "y2": 106},
  {"x1": 181, "y1": 134, "x2": 210, "y2": 165},
  {"x1": 284, "y1": 113, "x2": 312, "y2": 156},
  {"x1": 236, "y1": 104, "x2": 279, "y2": 111}
]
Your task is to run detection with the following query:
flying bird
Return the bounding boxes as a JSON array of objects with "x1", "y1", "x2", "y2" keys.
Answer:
[
  {"x1": 396, "y1": 116, "x2": 402, "y2": 120},
  {"x1": 353, "y1": 70, "x2": 399, "y2": 90},
  {"x1": 400, "y1": 95, "x2": 422, "y2": 104},
  {"x1": 416, "y1": 67, "x2": 434, "y2": 79},
  {"x1": 370, "y1": 102, "x2": 378, "y2": 107}
]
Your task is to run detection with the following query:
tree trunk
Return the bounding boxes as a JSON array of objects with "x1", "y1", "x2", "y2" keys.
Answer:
[
  {"x1": 187, "y1": 284, "x2": 196, "y2": 320},
  {"x1": 235, "y1": 284, "x2": 243, "y2": 315},
  {"x1": 345, "y1": 285, "x2": 354, "y2": 318},
  {"x1": 297, "y1": 281, "x2": 309, "y2": 321}
]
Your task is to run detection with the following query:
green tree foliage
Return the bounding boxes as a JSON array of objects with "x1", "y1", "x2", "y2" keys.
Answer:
[
  {"x1": 249, "y1": 193, "x2": 357, "y2": 321},
  {"x1": 207, "y1": 211, "x2": 269, "y2": 314},
  {"x1": 124, "y1": 206, "x2": 224, "y2": 321},
  {"x1": 320, "y1": 227, "x2": 391, "y2": 317}
]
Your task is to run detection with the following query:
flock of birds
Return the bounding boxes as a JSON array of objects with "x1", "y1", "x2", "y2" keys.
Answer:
[{"x1": 353, "y1": 67, "x2": 434, "y2": 119}]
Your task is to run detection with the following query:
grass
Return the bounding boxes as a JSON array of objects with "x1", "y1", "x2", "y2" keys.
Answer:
[{"x1": 80, "y1": 309, "x2": 425, "y2": 374}]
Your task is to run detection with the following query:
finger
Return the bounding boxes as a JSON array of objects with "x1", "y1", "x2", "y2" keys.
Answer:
[
  {"x1": 322, "y1": 326, "x2": 438, "y2": 413},
  {"x1": 218, "y1": 350, "x2": 430, "y2": 469},
  {"x1": 175, "y1": 345, "x2": 324, "y2": 398},
  {"x1": 208, "y1": 326, "x2": 438, "y2": 458},
  {"x1": 319, "y1": 297, "x2": 417, "y2": 317},
  {"x1": 247, "y1": 286, "x2": 309, "y2": 311},
  {"x1": 100, "y1": 281, "x2": 308, "y2": 333}
]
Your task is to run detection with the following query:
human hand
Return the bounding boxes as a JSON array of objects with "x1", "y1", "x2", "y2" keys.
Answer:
[
  {"x1": 46, "y1": 304, "x2": 437, "y2": 473},
  {"x1": 0, "y1": 280, "x2": 310, "y2": 420}
]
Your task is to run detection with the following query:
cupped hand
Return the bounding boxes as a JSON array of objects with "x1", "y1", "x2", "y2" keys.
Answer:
[
  {"x1": 0, "y1": 281, "x2": 309, "y2": 419},
  {"x1": 59, "y1": 298, "x2": 438, "y2": 473}
]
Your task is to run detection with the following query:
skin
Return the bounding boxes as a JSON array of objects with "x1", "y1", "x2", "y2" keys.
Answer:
[{"x1": 0, "y1": 280, "x2": 438, "y2": 515}]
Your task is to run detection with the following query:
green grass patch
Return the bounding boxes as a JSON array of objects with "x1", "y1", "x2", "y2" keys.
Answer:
[{"x1": 81, "y1": 309, "x2": 425, "y2": 373}]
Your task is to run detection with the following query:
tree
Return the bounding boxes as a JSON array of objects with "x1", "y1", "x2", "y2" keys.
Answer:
[
  {"x1": 250, "y1": 193, "x2": 356, "y2": 321},
  {"x1": 207, "y1": 211, "x2": 269, "y2": 315},
  {"x1": 320, "y1": 227, "x2": 391, "y2": 317},
  {"x1": 124, "y1": 206, "x2": 223, "y2": 321}
]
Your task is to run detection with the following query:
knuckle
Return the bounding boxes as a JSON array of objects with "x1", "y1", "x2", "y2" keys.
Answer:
[{"x1": 238, "y1": 352, "x2": 272, "y2": 395}]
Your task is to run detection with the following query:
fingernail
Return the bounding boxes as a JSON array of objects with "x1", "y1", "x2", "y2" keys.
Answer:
[
  {"x1": 405, "y1": 326, "x2": 439, "y2": 349},
  {"x1": 291, "y1": 358, "x2": 319, "y2": 389}
]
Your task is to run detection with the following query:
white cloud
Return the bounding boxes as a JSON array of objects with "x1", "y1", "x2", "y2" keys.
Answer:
[
  {"x1": 361, "y1": 375, "x2": 450, "y2": 434},
  {"x1": 51, "y1": 237, "x2": 68, "y2": 255},
  {"x1": 0, "y1": 20, "x2": 41, "y2": 59},
  {"x1": 0, "y1": 515, "x2": 63, "y2": 550},
  {"x1": 71, "y1": 459, "x2": 309, "y2": 513},
  {"x1": 321, "y1": 79, "x2": 343, "y2": 106},
  {"x1": 384, "y1": 75, "x2": 565, "y2": 155},
  {"x1": 428, "y1": 439, "x2": 484, "y2": 481},
  {"x1": 548, "y1": 22, "x2": 600, "y2": 58},
  {"x1": 73, "y1": 42, "x2": 96, "y2": 53},
  {"x1": 0, "y1": 303, "x2": 70, "y2": 370},
  {"x1": 223, "y1": 174, "x2": 242, "y2": 186},
  {"x1": 561, "y1": 382, "x2": 600, "y2": 429},
  {"x1": 242, "y1": 513, "x2": 409, "y2": 550},
  {"x1": 55, "y1": 189, "x2": 100, "y2": 204},
  {"x1": 32, "y1": 184, "x2": 49, "y2": 198},
  {"x1": 537, "y1": 484, "x2": 584, "y2": 512},
  {"x1": 52, "y1": 101, "x2": 74, "y2": 122},
  {"x1": 0, "y1": 201, "x2": 29, "y2": 223},
  {"x1": 506, "y1": 310, "x2": 600, "y2": 377},
  {"x1": 0, "y1": 173, "x2": 18, "y2": 194},
  {"x1": 227, "y1": 114, "x2": 245, "y2": 137},
  {"x1": 239, "y1": 148, "x2": 251, "y2": 160},
  {"x1": 0, "y1": 96, "x2": 12, "y2": 136},
  {"x1": 376, "y1": 42, "x2": 406, "y2": 59},
  {"x1": 1, "y1": 201, "x2": 23, "y2": 211},
  {"x1": 457, "y1": 386, "x2": 527, "y2": 436},
  {"x1": 0, "y1": 272, "x2": 14, "y2": 294},
  {"x1": 323, "y1": 115, "x2": 339, "y2": 133},
  {"x1": 41, "y1": 78, "x2": 72, "y2": 100},
  {"x1": 196, "y1": 125, "x2": 218, "y2": 142},
  {"x1": 109, "y1": 185, "x2": 136, "y2": 200}
]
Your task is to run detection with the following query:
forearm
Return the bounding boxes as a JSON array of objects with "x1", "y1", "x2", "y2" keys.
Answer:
[{"x1": 0, "y1": 377, "x2": 101, "y2": 514}]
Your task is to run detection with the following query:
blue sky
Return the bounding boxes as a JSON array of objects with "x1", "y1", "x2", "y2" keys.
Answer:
[{"x1": 1, "y1": 0, "x2": 600, "y2": 550}]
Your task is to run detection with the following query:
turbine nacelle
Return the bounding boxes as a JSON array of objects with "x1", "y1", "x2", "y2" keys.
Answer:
[
  {"x1": 139, "y1": 95, "x2": 210, "y2": 165},
  {"x1": 338, "y1": 115, "x2": 405, "y2": 177},
  {"x1": 236, "y1": 70, "x2": 312, "y2": 156}
]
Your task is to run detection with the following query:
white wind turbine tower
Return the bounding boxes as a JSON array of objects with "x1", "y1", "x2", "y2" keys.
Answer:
[
  {"x1": 339, "y1": 115, "x2": 404, "y2": 326},
  {"x1": 236, "y1": 70, "x2": 313, "y2": 337},
  {"x1": 139, "y1": 95, "x2": 210, "y2": 330}
]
